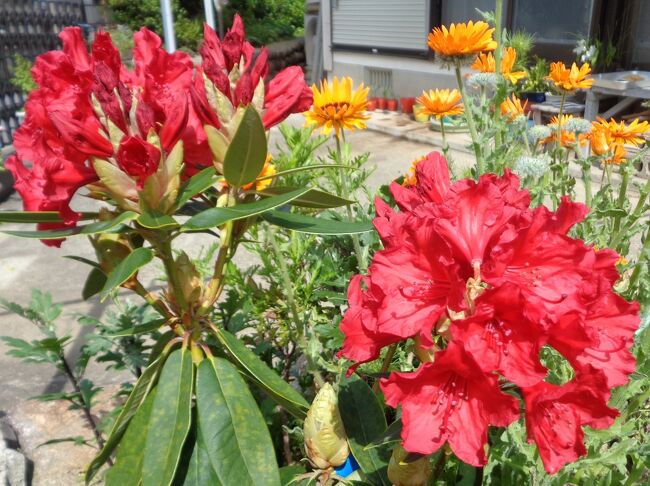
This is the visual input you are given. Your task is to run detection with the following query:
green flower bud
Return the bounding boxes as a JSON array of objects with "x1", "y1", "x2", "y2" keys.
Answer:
[
  {"x1": 387, "y1": 445, "x2": 432, "y2": 486},
  {"x1": 303, "y1": 384, "x2": 349, "y2": 469}
]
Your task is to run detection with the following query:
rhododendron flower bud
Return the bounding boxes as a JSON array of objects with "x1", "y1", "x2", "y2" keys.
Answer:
[
  {"x1": 387, "y1": 445, "x2": 432, "y2": 486},
  {"x1": 116, "y1": 136, "x2": 161, "y2": 187},
  {"x1": 91, "y1": 232, "x2": 134, "y2": 276},
  {"x1": 192, "y1": 15, "x2": 312, "y2": 169},
  {"x1": 170, "y1": 251, "x2": 204, "y2": 308},
  {"x1": 303, "y1": 384, "x2": 349, "y2": 469}
]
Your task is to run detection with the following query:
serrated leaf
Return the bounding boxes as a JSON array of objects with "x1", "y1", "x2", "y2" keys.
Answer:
[
  {"x1": 176, "y1": 166, "x2": 218, "y2": 209},
  {"x1": 2, "y1": 211, "x2": 138, "y2": 240},
  {"x1": 338, "y1": 373, "x2": 390, "y2": 486},
  {"x1": 223, "y1": 106, "x2": 267, "y2": 188},
  {"x1": 214, "y1": 329, "x2": 309, "y2": 419},
  {"x1": 105, "y1": 389, "x2": 157, "y2": 486},
  {"x1": 257, "y1": 187, "x2": 353, "y2": 209},
  {"x1": 196, "y1": 357, "x2": 280, "y2": 486},
  {"x1": 263, "y1": 210, "x2": 375, "y2": 235},
  {"x1": 143, "y1": 348, "x2": 194, "y2": 486},
  {"x1": 183, "y1": 189, "x2": 310, "y2": 231},
  {"x1": 99, "y1": 247, "x2": 154, "y2": 302}
]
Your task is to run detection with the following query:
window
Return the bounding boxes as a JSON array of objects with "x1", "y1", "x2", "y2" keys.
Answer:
[{"x1": 441, "y1": 0, "x2": 496, "y2": 25}]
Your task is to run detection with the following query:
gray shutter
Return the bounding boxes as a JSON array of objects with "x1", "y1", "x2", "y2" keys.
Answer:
[{"x1": 332, "y1": 0, "x2": 429, "y2": 52}]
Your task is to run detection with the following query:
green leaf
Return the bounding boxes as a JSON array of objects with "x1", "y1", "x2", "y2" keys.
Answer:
[
  {"x1": 82, "y1": 267, "x2": 107, "y2": 301},
  {"x1": 338, "y1": 373, "x2": 390, "y2": 486},
  {"x1": 214, "y1": 329, "x2": 309, "y2": 419},
  {"x1": 0, "y1": 211, "x2": 97, "y2": 223},
  {"x1": 105, "y1": 318, "x2": 167, "y2": 337},
  {"x1": 137, "y1": 211, "x2": 178, "y2": 229},
  {"x1": 223, "y1": 106, "x2": 267, "y2": 188},
  {"x1": 2, "y1": 211, "x2": 137, "y2": 239},
  {"x1": 253, "y1": 164, "x2": 354, "y2": 183},
  {"x1": 257, "y1": 187, "x2": 353, "y2": 209},
  {"x1": 196, "y1": 357, "x2": 280, "y2": 486},
  {"x1": 85, "y1": 352, "x2": 166, "y2": 484},
  {"x1": 105, "y1": 389, "x2": 157, "y2": 486},
  {"x1": 279, "y1": 465, "x2": 306, "y2": 485},
  {"x1": 183, "y1": 188, "x2": 310, "y2": 231},
  {"x1": 181, "y1": 434, "x2": 222, "y2": 486},
  {"x1": 366, "y1": 419, "x2": 402, "y2": 450},
  {"x1": 176, "y1": 167, "x2": 218, "y2": 209},
  {"x1": 99, "y1": 247, "x2": 154, "y2": 302},
  {"x1": 143, "y1": 348, "x2": 194, "y2": 486},
  {"x1": 263, "y1": 211, "x2": 375, "y2": 235}
]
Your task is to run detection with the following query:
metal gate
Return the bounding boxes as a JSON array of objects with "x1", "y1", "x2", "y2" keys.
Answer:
[{"x1": 0, "y1": 0, "x2": 86, "y2": 147}]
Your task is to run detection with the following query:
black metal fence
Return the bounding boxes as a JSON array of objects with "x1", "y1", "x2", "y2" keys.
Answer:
[{"x1": 0, "y1": 0, "x2": 85, "y2": 147}]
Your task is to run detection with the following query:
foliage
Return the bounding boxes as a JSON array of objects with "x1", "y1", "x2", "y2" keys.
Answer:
[
  {"x1": 10, "y1": 54, "x2": 37, "y2": 94},
  {"x1": 505, "y1": 30, "x2": 535, "y2": 70},
  {"x1": 107, "y1": 0, "x2": 202, "y2": 51},
  {"x1": 522, "y1": 56, "x2": 551, "y2": 93},
  {"x1": 224, "y1": 0, "x2": 306, "y2": 45}
]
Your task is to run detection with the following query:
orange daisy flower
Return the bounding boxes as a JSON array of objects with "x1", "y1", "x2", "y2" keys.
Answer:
[
  {"x1": 500, "y1": 94, "x2": 528, "y2": 121},
  {"x1": 546, "y1": 62, "x2": 593, "y2": 91},
  {"x1": 541, "y1": 115, "x2": 587, "y2": 147},
  {"x1": 415, "y1": 89, "x2": 464, "y2": 119},
  {"x1": 592, "y1": 117, "x2": 649, "y2": 147},
  {"x1": 472, "y1": 47, "x2": 527, "y2": 84},
  {"x1": 402, "y1": 155, "x2": 427, "y2": 187},
  {"x1": 427, "y1": 21, "x2": 497, "y2": 58}
]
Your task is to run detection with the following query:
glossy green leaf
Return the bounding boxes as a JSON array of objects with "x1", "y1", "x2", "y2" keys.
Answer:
[
  {"x1": 85, "y1": 352, "x2": 166, "y2": 484},
  {"x1": 196, "y1": 357, "x2": 281, "y2": 486},
  {"x1": 99, "y1": 247, "x2": 154, "y2": 302},
  {"x1": 279, "y1": 465, "x2": 306, "y2": 485},
  {"x1": 183, "y1": 188, "x2": 309, "y2": 231},
  {"x1": 181, "y1": 433, "x2": 222, "y2": 486},
  {"x1": 366, "y1": 419, "x2": 402, "y2": 450},
  {"x1": 338, "y1": 373, "x2": 391, "y2": 486},
  {"x1": 214, "y1": 329, "x2": 309, "y2": 419},
  {"x1": 143, "y1": 348, "x2": 194, "y2": 486},
  {"x1": 257, "y1": 187, "x2": 353, "y2": 209},
  {"x1": 2, "y1": 211, "x2": 138, "y2": 239},
  {"x1": 82, "y1": 267, "x2": 107, "y2": 301},
  {"x1": 223, "y1": 106, "x2": 267, "y2": 188},
  {"x1": 263, "y1": 210, "x2": 375, "y2": 235},
  {"x1": 0, "y1": 211, "x2": 97, "y2": 223},
  {"x1": 253, "y1": 164, "x2": 353, "y2": 183},
  {"x1": 137, "y1": 211, "x2": 178, "y2": 229},
  {"x1": 105, "y1": 389, "x2": 157, "y2": 486},
  {"x1": 176, "y1": 166, "x2": 218, "y2": 209}
]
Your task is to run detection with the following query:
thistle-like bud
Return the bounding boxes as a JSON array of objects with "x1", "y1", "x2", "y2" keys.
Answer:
[
  {"x1": 387, "y1": 445, "x2": 432, "y2": 486},
  {"x1": 303, "y1": 384, "x2": 349, "y2": 469}
]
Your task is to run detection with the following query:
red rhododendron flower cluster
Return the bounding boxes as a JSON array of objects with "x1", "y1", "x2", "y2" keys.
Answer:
[
  {"x1": 6, "y1": 16, "x2": 311, "y2": 246},
  {"x1": 339, "y1": 152, "x2": 639, "y2": 474}
]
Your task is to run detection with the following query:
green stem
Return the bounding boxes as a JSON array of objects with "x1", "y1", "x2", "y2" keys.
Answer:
[
  {"x1": 372, "y1": 344, "x2": 397, "y2": 394},
  {"x1": 267, "y1": 226, "x2": 325, "y2": 387},
  {"x1": 610, "y1": 163, "x2": 630, "y2": 246},
  {"x1": 440, "y1": 117, "x2": 450, "y2": 160},
  {"x1": 159, "y1": 237, "x2": 188, "y2": 312},
  {"x1": 628, "y1": 227, "x2": 650, "y2": 296},
  {"x1": 609, "y1": 174, "x2": 650, "y2": 249},
  {"x1": 454, "y1": 60, "x2": 483, "y2": 175},
  {"x1": 493, "y1": 0, "x2": 504, "y2": 150},
  {"x1": 336, "y1": 134, "x2": 366, "y2": 272}
]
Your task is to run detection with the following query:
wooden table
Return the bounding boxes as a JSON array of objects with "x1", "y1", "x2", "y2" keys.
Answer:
[
  {"x1": 530, "y1": 100, "x2": 585, "y2": 124},
  {"x1": 584, "y1": 85, "x2": 650, "y2": 120}
]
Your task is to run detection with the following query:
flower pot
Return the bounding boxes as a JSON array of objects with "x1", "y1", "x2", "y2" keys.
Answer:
[
  {"x1": 386, "y1": 99, "x2": 398, "y2": 111},
  {"x1": 377, "y1": 98, "x2": 387, "y2": 111},
  {"x1": 366, "y1": 99, "x2": 377, "y2": 111},
  {"x1": 400, "y1": 97, "x2": 416, "y2": 115},
  {"x1": 521, "y1": 92, "x2": 546, "y2": 103}
]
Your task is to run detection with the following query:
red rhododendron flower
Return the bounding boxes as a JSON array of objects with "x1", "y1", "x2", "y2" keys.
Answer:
[
  {"x1": 340, "y1": 151, "x2": 639, "y2": 474},
  {"x1": 523, "y1": 371, "x2": 619, "y2": 474},
  {"x1": 116, "y1": 136, "x2": 162, "y2": 188},
  {"x1": 381, "y1": 341, "x2": 520, "y2": 465}
]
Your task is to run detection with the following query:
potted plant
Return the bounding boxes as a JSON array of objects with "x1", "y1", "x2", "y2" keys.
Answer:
[
  {"x1": 521, "y1": 56, "x2": 549, "y2": 103},
  {"x1": 400, "y1": 97, "x2": 416, "y2": 115},
  {"x1": 384, "y1": 88, "x2": 398, "y2": 111},
  {"x1": 10, "y1": 54, "x2": 37, "y2": 125}
]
